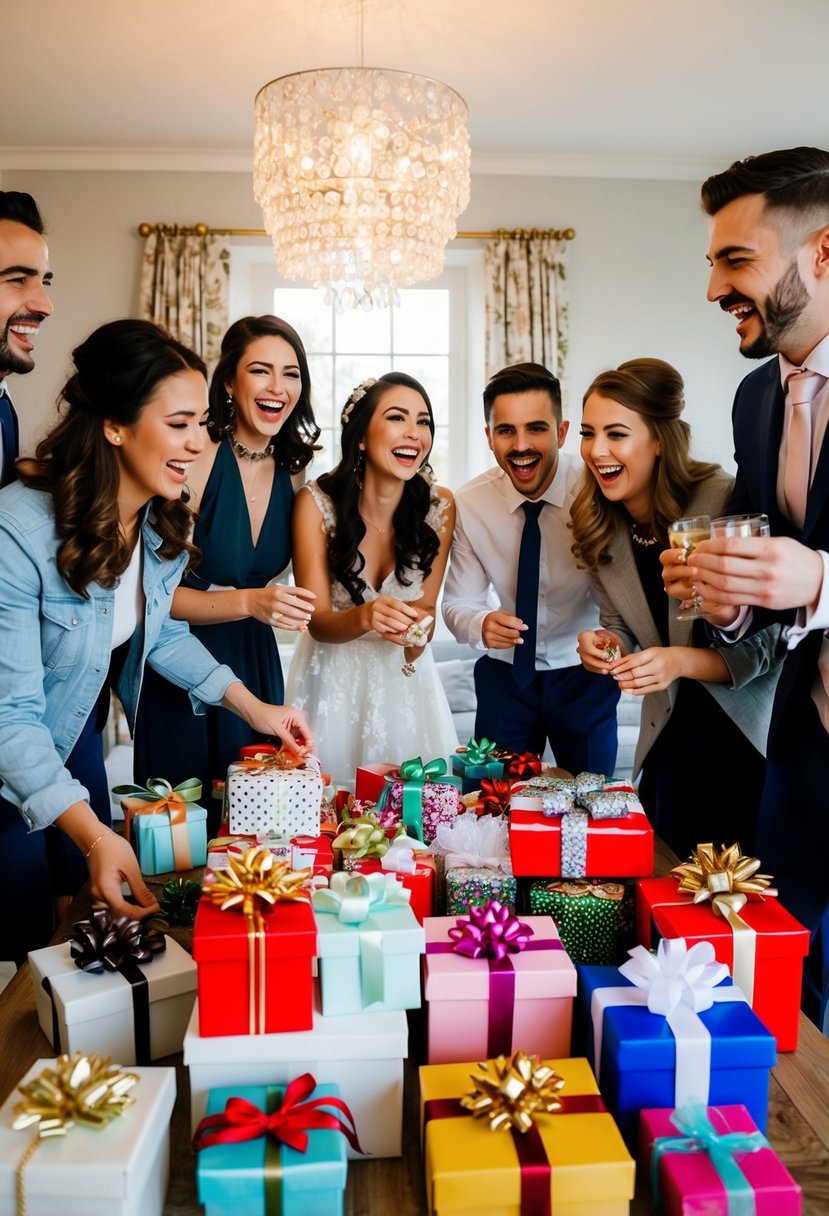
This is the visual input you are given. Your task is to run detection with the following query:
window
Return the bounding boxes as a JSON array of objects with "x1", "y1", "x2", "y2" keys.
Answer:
[{"x1": 229, "y1": 243, "x2": 486, "y2": 489}]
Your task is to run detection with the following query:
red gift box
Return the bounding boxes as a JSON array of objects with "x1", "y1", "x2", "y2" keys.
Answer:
[
  {"x1": 636, "y1": 875, "x2": 809, "y2": 1052},
  {"x1": 355, "y1": 763, "x2": 399, "y2": 804},
  {"x1": 508, "y1": 786, "x2": 654, "y2": 878},
  {"x1": 192, "y1": 895, "x2": 317, "y2": 1037},
  {"x1": 290, "y1": 833, "x2": 334, "y2": 877},
  {"x1": 345, "y1": 851, "x2": 436, "y2": 924}
]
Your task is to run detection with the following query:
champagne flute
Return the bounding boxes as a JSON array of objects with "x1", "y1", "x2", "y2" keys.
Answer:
[{"x1": 668, "y1": 515, "x2": 712, "y2": 620}]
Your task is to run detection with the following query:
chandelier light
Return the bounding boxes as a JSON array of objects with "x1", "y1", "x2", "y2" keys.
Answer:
[{"x1": 253, "y1": 64, "x2": 471, "y2": 310}]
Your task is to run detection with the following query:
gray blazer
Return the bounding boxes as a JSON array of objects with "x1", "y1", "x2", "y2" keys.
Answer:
[{"x1": 587, "y1": 469, "x2": 785, "y2": 779}]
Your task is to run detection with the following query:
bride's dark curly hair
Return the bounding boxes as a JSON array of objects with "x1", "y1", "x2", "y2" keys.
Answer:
[
  {"x1": 17, "y1": 319, "x2": 203, "y2": 595},
  {"x1": 207, "y1": 315, "x2": 320, "y2": 474},
  {"x1": 318, "y1": 372, "x2": 440, "y2": 605}
]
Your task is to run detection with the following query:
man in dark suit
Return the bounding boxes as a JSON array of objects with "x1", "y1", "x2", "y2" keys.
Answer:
[
  {"x1": 684, "y1": 147, "x2": 829, "y2": 1032},
  {"x1": 0, "y1": 191, "x2": 52, "y2": 485}
]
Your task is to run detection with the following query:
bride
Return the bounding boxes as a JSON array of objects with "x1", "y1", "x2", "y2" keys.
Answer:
[{"x1": 286, "y1": 373, "x2": 459, "y2": 789}]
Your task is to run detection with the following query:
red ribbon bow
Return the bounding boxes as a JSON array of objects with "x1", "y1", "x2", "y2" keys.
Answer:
[
  {"x1": 192, "y1": 1072, "x2": 363, "y2": 1155},
  {"x1": 449, "y1": 900, "x2": 534, "y2": 961},
  {"x1": 476, "y1": 778, "x2": 512, "y2": 817},
  {"x1": 500, "y1": 750, "x2": 541, "y2": 781}
]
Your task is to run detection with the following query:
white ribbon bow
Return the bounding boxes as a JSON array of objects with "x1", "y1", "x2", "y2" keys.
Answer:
[{"x1": 380, "y1": 838, "x2": 431, "y2": 875}]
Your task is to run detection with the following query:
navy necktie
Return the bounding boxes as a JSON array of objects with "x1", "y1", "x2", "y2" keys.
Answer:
[
  {"x1": 0, "y1": 389, "x2": 18, "y2": 488},
  {"x1": 512, "y1": 499, "x2": 545, "y2": 688}
]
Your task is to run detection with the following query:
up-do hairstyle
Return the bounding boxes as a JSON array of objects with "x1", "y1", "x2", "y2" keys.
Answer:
[
  {"x1": 569, "y1": 357, "x2": 719, "y2": 571},
  {"x1": 208, "y1": 314, "x2": 320, "y2": 473},
  {"x1": 0, "y1": 190, "x2": 45, "y2": 233},
  {"x1": 483, "y1": 362, "x2": 562, "y2": 424},
  {"x1": 701, "y1": 146, "x2": 829, "y2": 227},
  {"x1": 318, "y1": 371, "x2": 439, "y2": 604},
  {"x1": 18, "y1": 319, "x2": 206, "y2": 595}
]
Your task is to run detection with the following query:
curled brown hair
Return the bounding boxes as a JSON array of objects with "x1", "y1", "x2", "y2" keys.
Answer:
[{"x1": 18, "y1": 319, "x2": 205, "y2": 594}]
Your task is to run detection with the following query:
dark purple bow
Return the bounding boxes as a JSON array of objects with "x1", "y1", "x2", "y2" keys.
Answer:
[
  {"x1": 448, "y1": 900, "x2": 534, "y2": 961},
  {"x1": 69, "y1": 907, "x2": 166, "y2": 973}
]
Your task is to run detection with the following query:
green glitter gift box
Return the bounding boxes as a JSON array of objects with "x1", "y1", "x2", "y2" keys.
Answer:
[
  {"x1": 528, "y1": 879, "x2": 635, "y2": 965},
  {"x1": 446, "y1": 866, "x2": 517, "y2": 916}
]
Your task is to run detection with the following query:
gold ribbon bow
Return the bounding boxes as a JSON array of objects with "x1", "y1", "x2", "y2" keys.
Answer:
[
  {"x1": 13, "y1": 1053, "x2": 137, "y2": 1216},
  {"x1": 232, "y1": 748, "x2": 306, "y2": 775},
  {"x1": 460, "y1": 1051, "x2": 565, "y2": 1134},
  {"x1": 671, "y1": 842, "x2": 776, "y2": 919}
]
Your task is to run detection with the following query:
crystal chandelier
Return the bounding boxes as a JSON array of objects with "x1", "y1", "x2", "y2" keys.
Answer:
[{"x1": 253, "y1": 64, "x2": 471, "y2": 310}]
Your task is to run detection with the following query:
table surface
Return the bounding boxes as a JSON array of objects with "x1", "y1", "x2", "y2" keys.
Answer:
[{"x1": 2, "y1": 838, "x2": 828, "y2": 1215}]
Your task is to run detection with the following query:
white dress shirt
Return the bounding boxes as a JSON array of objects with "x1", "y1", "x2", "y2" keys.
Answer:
[{"x1": 441, "y1": 452, "x2": 602, "y2": 670}]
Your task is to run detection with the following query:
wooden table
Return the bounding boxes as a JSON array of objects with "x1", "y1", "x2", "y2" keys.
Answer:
[{"x1": 2, "y1": 842, "x2": 828, "y2": 1214}]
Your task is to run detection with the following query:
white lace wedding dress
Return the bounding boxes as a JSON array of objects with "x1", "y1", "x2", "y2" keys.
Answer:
[{"x1": 286, "y1": 482, "x2": 460, "y2": 790}]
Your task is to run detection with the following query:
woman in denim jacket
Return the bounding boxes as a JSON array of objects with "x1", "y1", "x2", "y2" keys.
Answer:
[{"x1": 0, "y1": 319, "x2": 314, "y2": 962}]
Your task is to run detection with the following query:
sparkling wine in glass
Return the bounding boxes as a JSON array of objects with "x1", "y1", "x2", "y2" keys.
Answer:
[{"x1": 668, "y1": 515, "x2": 712, "y2": 620}]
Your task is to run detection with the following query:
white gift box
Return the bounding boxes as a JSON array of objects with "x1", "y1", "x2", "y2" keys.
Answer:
[
  {"x1": 183, "y1": 996, "x2": 408, "y2": 1160},
  {"x1": 28, "y1": 935, "x2": 197, "y2": 1065},
  {"x1": 226, "y1": 754, "x2": 323, "y2": 837},
  {"x1": 0, "y1": 1059, "x2": 175, "y2": 1216}
]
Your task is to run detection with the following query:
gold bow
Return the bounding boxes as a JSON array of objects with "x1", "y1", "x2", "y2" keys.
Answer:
[
  {"x1": 460, "y1": 1051, "x2": 564, "y2": 1134},
  {"x1": 13, "y1": 1052, "x2": 137, "y2": 1137},
  {"x1": 671, "y1": 842, "x2": 776, "y2": 918},
  {"x1": 206, "y1": 845, "x2": 311, "y2": 917}
]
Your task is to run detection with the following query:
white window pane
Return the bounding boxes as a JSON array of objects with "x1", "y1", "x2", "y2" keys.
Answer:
[
  {"x1": 273, "y1": 288, "x2": 333, "y2": 352},
  {"x1": 395, "y1": 290, "x2": 450, "y2": 354},
  {"x1": 335, "y1": 305, "x2": 390, "y2": 354},
  {"x1": 307, "y1": 354, "x2": 335, "y2": 429},
  {"x1": 309, "y1": 429, "x2": 338, "y2": 477},
  {"x1": 335, "y1": 356, "x2": 388, "y2": 412},
  {"x1": 429, "y1": 428, "x2": 450, "y2": 486}
]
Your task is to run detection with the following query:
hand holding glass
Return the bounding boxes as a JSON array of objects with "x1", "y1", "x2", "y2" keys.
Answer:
[
  {"x1": 710, "y1": 513, "x2": 770, "y2": 538},
  {"x1": 668, "y1": 515, "x2": 711, "y2": 620}
]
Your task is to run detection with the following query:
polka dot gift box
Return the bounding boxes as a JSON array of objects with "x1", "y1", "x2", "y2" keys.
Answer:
[{"x1": 226, "y1": 751, "x2": 323, "y2": 838}]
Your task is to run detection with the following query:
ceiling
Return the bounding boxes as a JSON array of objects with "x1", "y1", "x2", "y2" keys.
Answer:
[{"x1": 2, "y1": 0, "x2": 826, "y2": 180}]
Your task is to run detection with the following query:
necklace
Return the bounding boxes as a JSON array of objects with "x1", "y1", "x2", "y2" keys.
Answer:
[
  {"x1": 229, "y1": 433, "x2": 274, "y2": 462},
  {"x1": 361, "y1": 514, "x2": 389, "y2": 535},
  {"x1": 629, "y1": 521, "x2": 659, "y2": 548}
]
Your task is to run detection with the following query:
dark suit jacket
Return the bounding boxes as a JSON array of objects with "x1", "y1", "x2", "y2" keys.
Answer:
[{"x1": 0, "y1": 390, "x2": 20, "y2": 488}]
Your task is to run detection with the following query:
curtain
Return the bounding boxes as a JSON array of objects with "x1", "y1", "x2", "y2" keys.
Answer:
[
  {"x1": 139, "y1": 228, "x2": 230, "y2": 369},
  {"x1": 484, "y1": 234, "x2": 570, "y2": 389}
]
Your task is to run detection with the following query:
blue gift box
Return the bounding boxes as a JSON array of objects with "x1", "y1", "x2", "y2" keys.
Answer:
[
  {"x1": 132, "y1": 803, "x2": 207, "y2": 876},
  {"x1": 196, "y1": 1081, "x2": 348, "y2": 1216},
  {"x1": 575, "y1": 957, "x2": 777, "y2": 1149},
  {"x1": 450, "y1": 751, "x2": 505, "y2": 796}
]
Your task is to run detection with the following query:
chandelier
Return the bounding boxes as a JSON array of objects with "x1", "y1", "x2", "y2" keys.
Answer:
[{"x1": 253, "y1": 65, "x2": 471, "y2": 310}]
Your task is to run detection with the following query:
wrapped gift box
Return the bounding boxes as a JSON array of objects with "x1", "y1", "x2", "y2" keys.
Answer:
[
  {"x1": 636, "y1": 873, "x2": 810, "y2": 1053},
  {"x1": 226, "y1": 754, "x2": 323, "y2": 837},
  {"x1": 0, "y1": 1058, "x2": 175, "y2": 1216},
  {"x1": 312, "y1": 872, "x2": 426, "y2": 1015},
  {"x1": 130, "y1": 801, "x2": 207, "y2": 876},
  {"x1": 529, "y1": 879, "x2": 635, "y2": 965},
  {"x1": 509, "y1": 778, "x2": 653, "y2": 878},
  {"x1": 446, "y1": 867, "x2": 517, "y2": 916},
  {"x1": 379, "y1": 760, "x2": 463, "y2": 843},
  {"x1": 419, "y1": 1054, "x2": 635, "y2": 1216},
  {"x1": 196, "y1": 1080, "x2": 349, "y2": 1216},
  {"x1": 355, "y1": 763, "x2": 399, "y2": 804},
  {"x1": 184, "y1": 998, "x2": 408, "y2": 1160},
  {"x1": 345, "y1": 848, "x2": 436, "y2": 923},
  {"x1": 575, "y1": 943, "x2": 777, "y2": 1148},
  {"x1": 28, "y1": 933, "x2": 196, "y2": 1065},
  {"x1": 291, "y1": 833, "x2": 334, "y2": 877},
  {"x1": 451, "y1": 740, "x2": 504, "y2": 796},
  {"x1": 640, "y1": 1103, "x2": 802, "y2": 1216},
  {"x1": 422, "y1": 910, "x2": 577, "y2": 1064},
  {"x1": 192, "y1": 894, "x2": 317, "y2": 1036}
]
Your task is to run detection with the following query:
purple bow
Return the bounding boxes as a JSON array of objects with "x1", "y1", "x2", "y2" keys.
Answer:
[{"x1": 448, "y1": 899, "x2": 534, "y2": 961}]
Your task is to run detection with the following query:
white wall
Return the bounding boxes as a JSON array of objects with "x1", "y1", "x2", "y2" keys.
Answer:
[{"x1": 2, "y1": 167, "x2": 753, "y2": 471}]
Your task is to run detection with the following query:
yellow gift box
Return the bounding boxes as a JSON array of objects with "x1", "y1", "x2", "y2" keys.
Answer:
[{"x1": 419, "y1": 1055, "x2": 634, "y2": 1216}]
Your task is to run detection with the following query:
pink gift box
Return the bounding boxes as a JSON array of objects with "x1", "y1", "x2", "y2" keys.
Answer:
[
  {"x1": 422, "y1": 913, "x2": 576, "y2": 1064},
  {"x1": 640, "y1": 1105, "x2": 802, "y2": 1216}
]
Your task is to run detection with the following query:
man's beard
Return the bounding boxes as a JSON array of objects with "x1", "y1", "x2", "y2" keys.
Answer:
[
  {"x1": 0, "y1": 322, "x2": 36, "y2": 375},
  {"x1": 742, "y1": 260, "x2": 810, "y2": 359}
]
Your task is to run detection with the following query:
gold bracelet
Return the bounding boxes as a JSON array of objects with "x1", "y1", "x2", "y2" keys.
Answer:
[{"x1": 85, "y1": 830, "x2": 111, "y2": 860}]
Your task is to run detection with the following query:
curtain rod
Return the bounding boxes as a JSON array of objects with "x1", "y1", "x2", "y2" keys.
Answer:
[{"x1": 137, "y1": 223, "x2": 576, "y2": 241}]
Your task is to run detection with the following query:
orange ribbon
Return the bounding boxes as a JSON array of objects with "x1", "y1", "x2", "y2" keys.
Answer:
[{"x1": 122, "y1": 791, "x2": 193, "y2": 871}]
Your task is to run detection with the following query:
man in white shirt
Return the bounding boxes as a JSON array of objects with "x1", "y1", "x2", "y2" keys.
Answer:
[
  {"x1": 442, "y1": 362, "x2": 619, "y2": 775},
  {"x1": 0, "y1": 191, "x2": 52, "y2": 486},
  {"x1": 682, "y1": 146, "x2": 829, "y2": 1032}
]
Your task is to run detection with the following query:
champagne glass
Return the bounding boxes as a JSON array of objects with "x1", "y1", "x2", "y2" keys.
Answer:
[
  {"x1": 710, "y1": 513, "x2": 770, "y2": 538},
  {"x1": 668, "y1": 515, "x2": 712, "y2": 620}
]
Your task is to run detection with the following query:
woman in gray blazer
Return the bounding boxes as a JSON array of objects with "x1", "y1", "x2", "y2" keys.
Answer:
[{"x1": 571, "y1": 358, "x2": 784, "y2": 860}]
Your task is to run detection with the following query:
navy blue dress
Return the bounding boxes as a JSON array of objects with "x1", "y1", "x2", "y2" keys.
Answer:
[{"x1": 132, "y1": 441, "x2": 293, "y2": 829}]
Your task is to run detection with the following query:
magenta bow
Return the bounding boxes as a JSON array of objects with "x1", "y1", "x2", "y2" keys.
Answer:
[{"x1": 448, "y1": 899, "x2": 534, "y2": 961}]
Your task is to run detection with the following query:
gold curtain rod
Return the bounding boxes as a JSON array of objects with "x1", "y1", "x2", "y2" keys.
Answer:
[{"x1": 137, "y1": 223, "x2": 576, "y2": 241}]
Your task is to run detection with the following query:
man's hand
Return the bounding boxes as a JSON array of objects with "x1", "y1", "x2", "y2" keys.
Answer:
[{"x1": 482, "y1": 610, "x2": 528, "y2": 649}]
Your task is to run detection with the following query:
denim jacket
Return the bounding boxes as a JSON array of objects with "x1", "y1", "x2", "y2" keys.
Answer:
[{"x1": 0, "y1": 483, "x2": 237, "y2": 829}]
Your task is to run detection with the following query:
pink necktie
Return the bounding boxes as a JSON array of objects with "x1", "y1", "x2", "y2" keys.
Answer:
[{"x1": 783, "y1": 369, "x2": 821, "y2": 528}]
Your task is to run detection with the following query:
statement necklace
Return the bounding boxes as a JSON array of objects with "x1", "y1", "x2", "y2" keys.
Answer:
[
  {"x1": 230, "y1": 434, "x2": 274, "y2": 462},
  {"x1": 629, "y1": 521, "x2": 659, "y2": 548}
]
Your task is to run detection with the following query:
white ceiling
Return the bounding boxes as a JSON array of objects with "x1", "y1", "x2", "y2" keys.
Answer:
[{"x1": 1, "y1": 0, "x2": 826, "y2": 180}]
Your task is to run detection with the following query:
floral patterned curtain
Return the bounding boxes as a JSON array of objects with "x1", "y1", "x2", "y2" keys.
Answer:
[
  {"x1": 139, "y1": 228, "x2": 230, "y2": 370},
  {"x1": 484, "y1": 234, "x2": 570, "y2": 389}
]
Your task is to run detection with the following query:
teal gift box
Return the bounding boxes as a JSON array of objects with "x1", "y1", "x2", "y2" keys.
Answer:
[
  {"x1": 132, "y1": 802, "x2": 207, "y2": 876},
  {"x1": 312, "y1": 871, "x2": 425, "y2": 1015},
  {"x1": 196, "y1": 1080, "x2": 349, "y2": 1216},
  {"x1": 451, "y1": 738, "x2": 505, "y2": 795}
]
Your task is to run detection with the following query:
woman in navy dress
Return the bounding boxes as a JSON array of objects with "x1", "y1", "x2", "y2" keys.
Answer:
[{"x1": 133, "y1": 316, "x2": 319, "y2": 828}]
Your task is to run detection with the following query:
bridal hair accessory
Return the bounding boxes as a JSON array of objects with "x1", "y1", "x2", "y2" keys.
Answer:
[{"x1": 341, "y1": 378, "x2": 378, "y2": 425}]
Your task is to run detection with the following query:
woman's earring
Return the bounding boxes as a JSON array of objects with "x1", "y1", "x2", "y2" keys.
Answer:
[
  {"x1": 224, "y1": 394, "x2": 236, "y2": 435},
  {"x1": 354, "y1": 449, "x2": 366, "y2": 489}
]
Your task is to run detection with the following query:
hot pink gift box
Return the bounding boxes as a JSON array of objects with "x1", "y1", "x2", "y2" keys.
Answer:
[
  {"x1": 639, "y1": 1105, "x2": 802, "y2": 1216},
  {"x1": 421, "y1": 913, "x2": 577, "y2": 1065}
]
